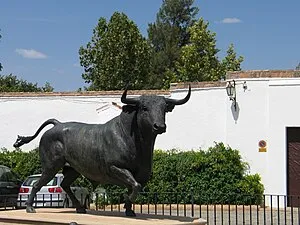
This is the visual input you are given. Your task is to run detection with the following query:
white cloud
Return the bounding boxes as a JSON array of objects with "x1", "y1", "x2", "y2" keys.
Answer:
[
  {"x1": 220, "y1": 17, "x2": 242, "y2": 24},
  {"x1": 15, "y1": 48, "x2": 47, "y2": 59},
  {"x1": 52, "y1": 68, "x2": 64, "y2": 74},
  {"x1": 73, "y1": 63, "x2": 81, "y2": 68}
]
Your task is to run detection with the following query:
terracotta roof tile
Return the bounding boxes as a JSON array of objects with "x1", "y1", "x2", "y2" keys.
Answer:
[
  {"x1": 227, "y1": 70, "x2": 300, "y2": 79},
  {"x1": 0, "y1": 90, "x2": 170, "y2": 97},
  {"x1": 170, "y1": 81, "x2": 226, "y2": 90},
  {"x1": 1, "y1": 70, "x2": 299, "y2": 97}
]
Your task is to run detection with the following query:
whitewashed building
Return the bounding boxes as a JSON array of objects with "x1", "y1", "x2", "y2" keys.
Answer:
[{"x1": 1, "y1": 70, "x2": 300, "y2": 205}]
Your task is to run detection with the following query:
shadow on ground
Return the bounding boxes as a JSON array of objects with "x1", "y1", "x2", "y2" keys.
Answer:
[{"x1": 57, "y1": 209, "x2": 195, "y2": 223}]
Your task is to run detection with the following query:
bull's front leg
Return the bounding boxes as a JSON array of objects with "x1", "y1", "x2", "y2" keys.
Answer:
[{"x1": 109, "y1": 165, "x2": 141, "y2": 217}]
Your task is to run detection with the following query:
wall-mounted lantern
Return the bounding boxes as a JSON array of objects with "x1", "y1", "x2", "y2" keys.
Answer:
[
  {"x1": 226, "y1": 80, "x2": 237, "y2": 111},
  {"x1": 243, "y1": 81, "x2": 247, "y2": 91}
]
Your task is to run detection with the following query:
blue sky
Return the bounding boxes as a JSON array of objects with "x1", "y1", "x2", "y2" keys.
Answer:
[{"x1": 1, "y1": 0, "x2": 299, "y2": 91}]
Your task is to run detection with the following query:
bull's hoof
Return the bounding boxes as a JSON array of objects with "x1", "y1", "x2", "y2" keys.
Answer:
[
  {"x1": 76, "y1": 207, "x2": 86, "y2": 214},
  {"x1": 26, "y1": 206, "x2": 36, "y2": 213},
  {"x1": 125, "y1": 209, "x2": 136, "y2": 217}
]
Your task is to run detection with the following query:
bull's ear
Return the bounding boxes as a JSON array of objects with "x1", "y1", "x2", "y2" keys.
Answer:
[{"x1": 166, "y1": 103, "x2": 175, "y2": 112}]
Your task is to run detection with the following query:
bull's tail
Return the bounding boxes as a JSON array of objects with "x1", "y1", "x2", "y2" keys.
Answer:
[{"x1": 13, "y1": 118, "x2": 60, "y2": 148}]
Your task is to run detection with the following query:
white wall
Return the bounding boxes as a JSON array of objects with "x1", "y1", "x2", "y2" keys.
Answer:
[
  {"x1": 267, "y1": 79, "x2": 300, "y2": 195},
  {"x1": 160, "y1": 78, "x2": 300, "y2": 199},
  {"x1": 225, "y1": 80, "x2": 270, "y2": 193},
  {"x1": 155, "y1": 87, "x2": 227, "y2": 150},
  {"x1": 2, "y1": 78, "x2": 300, "y2": 199},
  {"x1": 0, "y1": 96, "x2": 121, "y2": 150}
]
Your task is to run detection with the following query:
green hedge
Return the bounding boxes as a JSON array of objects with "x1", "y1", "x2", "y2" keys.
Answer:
[
  {"x1": 1, "y1": 142, "x2": 264, "y2": 205},
  {"x1": 0, "y1": 147, "x2": 93, "y2": 191},
  {"x1": 103, "y1": 143, "x2": 264, "y2": 205},
  {"x1": 150, "y1": 142, "x2": 264, "y2": 205},
  {"x1": 0, "y1": 148, "x2": 41, "y2": 181}
]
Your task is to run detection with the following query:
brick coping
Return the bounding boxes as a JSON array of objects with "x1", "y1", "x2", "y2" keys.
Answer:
[{"x1": 1, "y1": 70, "x2": 299, "y2": 97}]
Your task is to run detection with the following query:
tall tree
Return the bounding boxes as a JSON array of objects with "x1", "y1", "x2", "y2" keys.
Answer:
[
  {"x1": 79, "y1": 12, "x2": 151, "y2": 91},
  {"x1": 0, "y1": 74, "x2": 54, "y2": 92},
  {"x1": 176, "y1": 20, "x2": 244, "y2": 82},
  {"x1": 221, "y1": 43, "x2": 244, "y2": 72},
  {"x1": 148, "y1": 0, "x2": 199, "y2": 88},
  {"x1": 176, "y1": 18, "x2": 223, "y2": 82}
]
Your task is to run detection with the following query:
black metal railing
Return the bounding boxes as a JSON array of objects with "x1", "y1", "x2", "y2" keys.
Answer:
[
  {"x1": 2, "y1": 192, "x2": 300, "y2": 224},
  {"x1": 93, "y1": 192, "x2": 300, "y2": 225},
  {"x1": 0, "y1": 194, "x2": 18, "y2": 209},
  {"x1": 14, "y1": 193, "x2": 87, "y2": 208}
]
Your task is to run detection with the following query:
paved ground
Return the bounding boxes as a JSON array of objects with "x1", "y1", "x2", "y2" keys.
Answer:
[{"x1": 0, "y1": 208, "x2": 204, "y2": 225}]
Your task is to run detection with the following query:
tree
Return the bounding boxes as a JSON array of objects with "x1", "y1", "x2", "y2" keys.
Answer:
[
  {"x1": 176, "y1": 19, "x2": 244, "y2": 82},
  {"x1": 221, "y1": 43, "x2": 244, "y2": 72},
  {"x1": 147, "y1": 0, "x2": 199, "y2": 88},
  {"x1": 42, "y1": 82, "x2": 54, "y2": 92},
  {"x1": 0, "y1": 74, "x2": 54, "y2": 92},
  {"x1": 176, "y1": 18, "x2": 223, "y2": 82},
  {"x1": 79, "y1": 12, "x2": 151, "y2": 91}
]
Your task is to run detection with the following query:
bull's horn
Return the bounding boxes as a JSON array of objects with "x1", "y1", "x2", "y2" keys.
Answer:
[
  {"x1": 121, "y1": 86, "x2": 139, "y2": 105},
  {"x1": 166, "y1": 84, "x2": 191, "y2": 105}
]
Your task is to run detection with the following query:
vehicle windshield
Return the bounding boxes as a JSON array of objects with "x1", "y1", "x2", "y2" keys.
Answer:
[{"x1": 23, "y1": 176, "x2": 57, "y2": 186}]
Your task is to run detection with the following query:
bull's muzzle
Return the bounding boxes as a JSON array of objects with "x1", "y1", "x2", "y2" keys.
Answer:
[{"x1": 153, "y1": 123, "x2": 166, "y2": 134}]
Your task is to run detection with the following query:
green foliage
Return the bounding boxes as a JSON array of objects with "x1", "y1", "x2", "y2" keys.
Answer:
[
  {"x1": 42, "y1": 82, "x2": 54, "y2": 92},
  {"x1": 102, "y1": 143, "x2": 264, "y2": 205},
  {"x1": 77, "y1": 0, "x2": 244, "y2": 89},
  {"x1": 79, "y1": 12, "x2": 151, "y2": 91},
  {"x1": 0, "y1": 148, "x2": 92, "y2": 191},
  {"x1": 176, "y1": 18, "x2": 224, "y2": 82},
  {"x1": 221, "y1": 43, "x2": 244, "y2": 72},
  {"x1": 0, "y1": 148, "x2": 41, "y2": 181},
  {"x1": 147, "y1": 1, "x2": 244, "y2": 88},
  {"x1": 1, "y1": 143, "x2": 262, "y2": 205},
  {"x1": 148, "y1": 0, "x2": 199, "y2": 89},
  {"x1": 237, "y1": 174, "x2": 264, "y2": 205},
  {"x1": 0, "y1": 74, "x2": 54, "y2": 92}
]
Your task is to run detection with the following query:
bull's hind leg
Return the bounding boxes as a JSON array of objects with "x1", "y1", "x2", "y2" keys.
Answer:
[
  {"x1": 27, "y1": 139, "x2": 65, "y2": 213},
  {"x1": 110, "y1": 165, "x2": 141, "y2": 217},
  {"x1": 61, "y1": 166, "x2": 86, "y2": 214},
  {"x1": 26, "y1": 170, "x2": 58, "y2": 213}
]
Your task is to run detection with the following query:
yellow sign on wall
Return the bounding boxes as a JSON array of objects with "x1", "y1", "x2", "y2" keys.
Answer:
[{"x1": 259, "y1": 147, "x2": 267, "y2": 152}]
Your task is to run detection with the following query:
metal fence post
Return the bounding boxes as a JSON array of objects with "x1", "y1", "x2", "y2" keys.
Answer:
[{"x1": 191, "y1": 188, "x2": 194, "y2": 218}]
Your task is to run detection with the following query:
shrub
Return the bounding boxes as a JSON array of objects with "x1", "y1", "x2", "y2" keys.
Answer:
[
  {"x1": 1, "y1": 142, "x2": 264, "y2": 205},
  {"x1": 0, "y1": 148, "x2": 91, "y2": 190},
  {"x1": 0, "y1": 148, "x2": 41, "y2": 181},
  {"x1": 102, "y1": 142, "x2": 264, "y2": 205}
]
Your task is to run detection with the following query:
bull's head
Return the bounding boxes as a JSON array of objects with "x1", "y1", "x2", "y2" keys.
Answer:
[{"x1": 121, "y1": 85, "x2": 191, "y2": 135}]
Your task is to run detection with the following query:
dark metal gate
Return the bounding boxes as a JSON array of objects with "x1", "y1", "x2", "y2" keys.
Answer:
[{"x1": 287, "y1": 127, "x2": 300, "y2": 207}]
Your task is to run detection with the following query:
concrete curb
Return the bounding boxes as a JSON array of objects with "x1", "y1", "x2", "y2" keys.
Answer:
[
  {"x1": 0, "y1": 218, "x2": 67, "y2": 225},
  {"x1": 0, "y1": 208, "x2": 207, "y2": 225}
]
